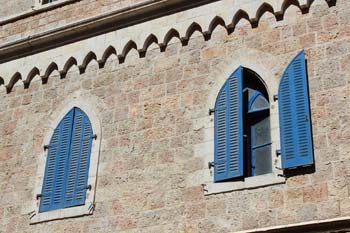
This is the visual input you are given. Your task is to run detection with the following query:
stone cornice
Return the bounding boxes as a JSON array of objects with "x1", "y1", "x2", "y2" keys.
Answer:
[
  {"x1": 0, "y1": 0, "x2": 220, "y2": 64},
  {"x1": 0, "y1": 0, "x2": 337, "y2": 93},
  {"x1": 0, "y1": 0, "x2": 337, "y2": 65}
]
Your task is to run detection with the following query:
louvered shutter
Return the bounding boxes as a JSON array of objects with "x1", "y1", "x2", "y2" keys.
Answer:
[
  {"x1": 39, "y1": 109, "x2": 74, "y2": 212},
  {"x1": 214, "y1": 66, "x2": 243, "y2": 182},
  {"x1": 64, "y1": 108, "x2": 93, "y2": 207},
  {"x1": 278, "y1": 51, "x2": 314, "y2": 169}
]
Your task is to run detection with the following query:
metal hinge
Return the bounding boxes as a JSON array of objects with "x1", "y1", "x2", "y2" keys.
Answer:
[
  {"x1": 43, "y1": 145, "x2": 49, "y2": 151},
  {"x1": 208, "y1": 162, "x2": 215, "y2": 169},
  {"x1": 36, "y1": 194, "x2": 42, "y2": 200},
  {"x1": 209, "y1": 108, "x2": 215, "y2": 116},
  {"x1": 276, "y1": 149, "x2": 281, "y2": 157},
  {"x1": 273, "y1": 94, "x2": 278, "y2": 102},
  {"x1": 92, "y1": 134, "x2": 97, "y2": 140},
  {"x1": 201, "y1": 184, "x2": 208, "y2": 193}
]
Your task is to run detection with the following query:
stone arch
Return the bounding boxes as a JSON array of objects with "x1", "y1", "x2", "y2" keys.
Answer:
[
  {"x1": 183, "y1": 22, "x2": 205, "y2": 43},
  {"x1": 61, "y1": 57, "x2": 78, "y2": 78},
  {"x1": 252, "y1": 3, "x2": 277, "y2": 27},
  {"x1": 139, "y1": 34, "x2": 159, "y2": 57},
  {"x1": 80, "y1": 51, "x2": 98, "y2": 74},
  {"x1": 6, "y1": 72, "x2": 22, "y2": 93},
  {"x1": 24, "y1": 67, "x2": 40, "y2": 88},
  {"x1": 42, "y1": 62, "x2": 59, "y2": 82},
  {"x1": 229, "y1": 9, "x2": 252, "y2": 32},
  {"x1": 119, "y1": 40, "x2": 138, "y2": 63},
  {"x1": 98, "y1": 46, "x2": 117, "y2": 68},
  {"x1": 160, "y1": 28, "x2": 181, "y2": 51}
]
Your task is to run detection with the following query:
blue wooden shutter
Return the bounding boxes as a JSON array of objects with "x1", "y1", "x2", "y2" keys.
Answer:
[
  {"x1": 64, "y1": 108, "x2": 93, "y2": 207},
  {"x1": 39, "y1": 109, "x2": 74, "y2": 212},
  {"x1": 214, "y1": 66, "x2": 243, "y2": 182},
  {"x1": 278, "y1": 51, "x2": 314, "y2": 169}
]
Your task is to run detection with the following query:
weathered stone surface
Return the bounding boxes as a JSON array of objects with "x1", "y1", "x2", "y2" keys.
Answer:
[{"x1": 0, "y1": 0, "x2": 349, "y2": 232}]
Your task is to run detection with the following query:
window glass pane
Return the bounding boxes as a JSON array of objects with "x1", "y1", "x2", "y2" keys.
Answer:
[
  {"x1": 252, "y1": 117, "x2": 271, "y2": 146},
  {"x1": 251, "y1": 95, "x2": 269, "y2": 110},
  {"x1": 253, "y1": 145, "x2": 272, "y2": 176},
  {"x1": 248, "y1": 88, "x2": 255, "y2": 100}
]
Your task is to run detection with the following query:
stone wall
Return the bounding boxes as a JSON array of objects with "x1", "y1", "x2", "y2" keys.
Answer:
[
  {"x1": 0, "y1": 0, "x2": 154, "y2": 20},
  {"x1": 0, "y1": 0, "x2": 169, "y2": 44},
  {"x1": 0, "y1": 0, "x2": 349, "y2": 232},
  {"x1": 0, "y1": 0, "x2": 34, "y2": 19}
]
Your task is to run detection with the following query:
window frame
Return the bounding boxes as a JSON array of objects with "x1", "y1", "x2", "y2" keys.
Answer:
[
  {"x1": 30, "y1": 102, "x2": 101, "y2": 224},
  {"x1": 203, "y1": 65, "x2": 285, "y2": 195},
  {"x1": 245, "y1": 89, "x2": 272, "y2": 177}
]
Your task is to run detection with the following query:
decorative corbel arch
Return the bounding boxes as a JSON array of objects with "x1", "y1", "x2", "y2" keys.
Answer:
[
  {"x1": 139, "y1": 34, "x2": 159, "y2": 57},
  {"x1": 6, "y1": 72, "x2": 22, "y2": 93},
  {"x1": 79, "y1": 51, "x2": 98, "y2": 74},
  {"x1": 119, "y1": 40, "x2": 138, "y2": 63},
  {"x1": 42, "y1": 62, "x2": 59, "y2": 83},
  {"x1": 159, "y1": 28, "x2": 181, "y2": 52},
  {"x1": 24, "y1": 67, "x2": 40, "y2": 88},
  {"x1": 182, "y1": 22, "x2": 205, "y2": 45},
  {"x1": 61, "y1": 57, "x2": 78, "y2": 78},
  {"x1": 0, "y1": 0, "x2": 337, "y2": 93},
  {"x1": 98, "y1": 46, "x2": 117, "y2": 68}
]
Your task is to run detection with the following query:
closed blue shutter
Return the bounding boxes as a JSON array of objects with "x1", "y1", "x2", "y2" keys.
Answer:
[
  {"x1": 64, "y1": 108, "x2": 93, "y2": 207},
  {"x1": 214, "y1": 66, "x2": 243, "y2": 182},
  {"x1": 39, "y1": 109, "x2": 74, "y2": 212},
  {"x1": 278, "y1": 51, "x2": 314, "y2": 169}
]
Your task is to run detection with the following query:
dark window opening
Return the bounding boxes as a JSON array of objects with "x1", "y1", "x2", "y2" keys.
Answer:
[
  {"x1": 42, "y1": 0, "x2": 58, "y2": 5},
  {"x1": 243, "y1": 68, "x2": 272, "y2": 177}
]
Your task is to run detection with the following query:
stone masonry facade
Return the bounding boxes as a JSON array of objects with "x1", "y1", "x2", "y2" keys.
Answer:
[{"x1": 0, "y1": 0, "x2": 350, "y2": 232}]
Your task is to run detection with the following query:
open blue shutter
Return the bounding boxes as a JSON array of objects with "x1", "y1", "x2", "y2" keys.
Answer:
[
  {"x1": 39, "y1": 109, "x2": 74, "y2": 212},
  {"x1": 214, "y1": 66, "x2": 243, "y2": 182},
  {"x1": 64, "y1": 108, "x2": 93, "y2": 207},
  {"x1": 278, "y1": 51, "x2": 314, "y2": 169}
]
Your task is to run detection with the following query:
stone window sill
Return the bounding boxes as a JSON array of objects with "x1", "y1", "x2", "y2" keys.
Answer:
[
  {"x1": 30, "y1": 202, "x2": 94, "y2": 224},
  {"x1": 203, "y1": 173, "x2": 286, "y2": 196}
]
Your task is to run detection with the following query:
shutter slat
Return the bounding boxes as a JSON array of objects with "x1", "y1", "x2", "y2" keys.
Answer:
[
  {"x1": 39, "y1": 110, "x2": 74, "y2": 212},
  {"x1": 214, "y1": 66, "x2": 243, "y2": 182},
  {"x1": 64, "y1": 108, "x2": 93, "y2": 207},
  {"x1": 279, "y1": 51, "x2": 314, "y2": 169}
]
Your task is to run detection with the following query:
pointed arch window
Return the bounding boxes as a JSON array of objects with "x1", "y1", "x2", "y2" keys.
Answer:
[
  {"x1": 39, "y1": 107, "x2": 93, "y2": 212},
  {"x1": 210, "y1": 51, "x2": 314, "y2": 183},
  {"x1": 211, "y1": 67, "x2": 272, "y2": 182}
]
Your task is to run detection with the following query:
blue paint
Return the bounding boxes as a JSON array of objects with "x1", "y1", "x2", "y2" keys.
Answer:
[
  {"x1": 39, "y1": 107, "x2": 93, "y2": 212},
  {"x1": 214, "y1": 66, "x2": 243, "y2": 182},
  {"x1": 278, "y1": 50, "x2": 314, "y2": 169}
]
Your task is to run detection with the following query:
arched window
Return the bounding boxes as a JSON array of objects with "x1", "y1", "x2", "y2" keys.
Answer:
[
  {"x1": 39, "y1": 107, "x2": 93, "y2": 212},
  {"x1": 210, "y1": 51, "x2": 314, "y2": 183},
  {"x1": 211, "y1": 67, "x2": 272, "y2": 182}
]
